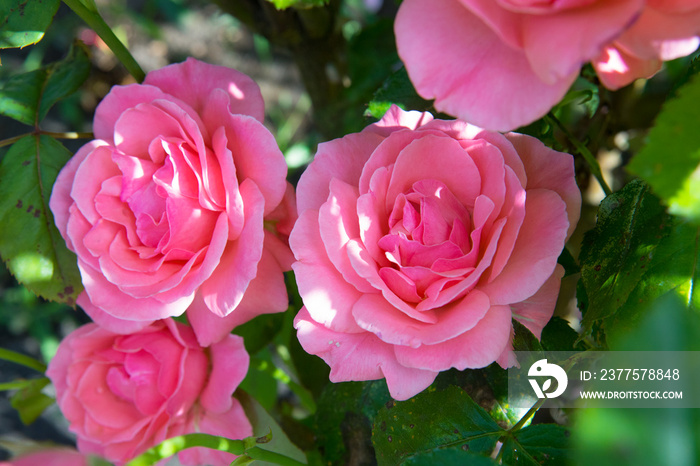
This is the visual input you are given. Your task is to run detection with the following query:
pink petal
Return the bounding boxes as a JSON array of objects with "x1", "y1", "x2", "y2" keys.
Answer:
[
  {"x1": 145, "y1": 57, "x2": 264, "y2": 121},
  {"x1": 189, "y1": 242, "x2": 289, "y2": 346},
  {"x1": 396, "y1": 0, "x2": 577, "y2": 131},
  {"x1": 394, "y1": 304, "x2": 512, "y2": 371},
  {"x1": 200, "y1": 180, "x2": 264, "y2": 317},
  {"x1": 519, "y1": 0, "x2": 643, "y2": 84},
  {"x1": 365, "y1": 105, "x2": 434, "y2": 138},
  {"x1": 319, "y1": 178, "x2": 376, "y2": 293},
  {"x1": 199, "y1": 334, "x2": 249, "y2": 413},
  {"x1": 593, "y1": 45, "x2": 662, "y2": 89},
  {"x1": 511, "y1": 265, "x2": 565, "y2": 339},
  {"x1": 79, "y1": 259, "x2": 194, "y2": 321},
  {"x1": 78, "y1": 293, "x2": 153, "y2": 334},
  {"x1": 294, "y1": 307, "x2": 438, "y2": 400},
  {"x1": 93, "y1": 83, "x2": 182, "y2": 141},
  {"x1": 478, "y1": 189, "x2": 568, "y2": 305},
  {"x1": 352, "y1": 289, "x2": 491, "y2": 347},
  {"x1": 296, "y1": 131, "x2": 384, "y2": 213},
  {"x1": 206, "y1": 112, "x2": 287, "y2": 216},
  {"x1": 504, "y1": 132, "x2": 580, "y2": 240},
  {"x1": 50, "y1": 141, "x2": 108, "y2": 244},
  {"x1": 290, "y1": 210, "x2": 365, "y2": 333}
]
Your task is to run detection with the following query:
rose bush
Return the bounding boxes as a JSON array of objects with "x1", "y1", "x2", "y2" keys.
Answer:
[
  {"x1": 395, "y1": 0, "x2": 700, "y2": 131},
  {"x1": 46, "y1": 319, "x2": 251, "y2": 465},
  {"x1": 291, "y1": 106, "x2": 580, "y2": 400},
  {"x1": 49, "y1": 58, "x2": 295, "y2": 346}
]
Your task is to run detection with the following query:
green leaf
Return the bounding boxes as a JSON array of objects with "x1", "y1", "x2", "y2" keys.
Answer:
[
  {"x1": 238, "y1": 391, "x2": 308, "y2": 465},
  {"x1": 233, "y1": 313, "x2": 285, "y2": 355},
  {"x1": 512, "y1": 319, "x2": 544, "y2": 353},
  {"x1": 578, "y1": 180, "x2": 671, "y2": 337},
  {"x1": 266, "y1": 0, "x2": 328, "y2": 9},
  {"x1": 9, "y1": 377, "x2": 54, "y2": 425},
  {"x1": 603, "y1": 220, "x2": 700, "y2": 348},
  {"x1": 315, "y1": 380, "x2": 392, "y2": 465},
  {"x1": 540, "y1": 317, "x2": 580, "y2": 352},
  {"x1": 627, "y1": 72, "x2": 700, "y2": 223},
  {"x1": 372, "y1": 386, "x2": 504, "y2": 466},
  {"x1": 0, "y1": 135, "x2": 82, "y2": 305},
  {"x1": 0, "y1": 0, "x2": 61, "y2": 49},
  {"x1": 557, "y1": 246, "x2": 580, "y2": 277},
  {"x1": 501, "y1": 424, "x2": 572, "y2": 465},
  {"x1": 366, "y1": 67, "x2": 433, "y2": 120},
  {"x1": 402, "y1": 448, "x2": 499, "y2": 465},
  {"x1": 0, "y1": 42, "x2": 91, "y2": 125}
]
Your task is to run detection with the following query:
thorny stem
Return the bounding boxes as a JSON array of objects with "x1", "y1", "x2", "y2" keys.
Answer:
[
  {"x1": 546, "y1": 112, "x2": 613, "y2": 197},
  {"x1": 62, "y1": 0, "x2": 146, "y2": 82}
]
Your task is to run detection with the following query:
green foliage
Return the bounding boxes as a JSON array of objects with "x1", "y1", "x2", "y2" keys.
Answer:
[
  {"x1": 578, "y1": 180, "x2": 671, "y2": 340},
  {"x1": 238, "y1": 391, "x2": 309, "y2": 465},
  {"x1": 627, "y1": 72, "x2": 700, "y2": 223},
  {"x1": 0, "y1": 0, "x2": 61, "y2": 50},
  {"x1": 266, "y1": 0, "x2": 329, "y2": 10},
  {"x1": 0, "y1": 42, "x2": 90, "y2": 126},
  {"x1": 315, "y1": 380, "x2": 391, "y2": 465},
  {"x1": 0, "y1": 135, "x2": 82, "y2": 305},
  {"x1": 9, "y1": 377, "x2": 54, "y2": 425},
  {"x1": 500, "y1": 424, "x2": 572, "y2": 465},
  {"x1": 366, "y1": 67, "x2": 433, "y2": 120},
  {"x1": 372, "y1": 386, "x2": 504, "y2": 465}
]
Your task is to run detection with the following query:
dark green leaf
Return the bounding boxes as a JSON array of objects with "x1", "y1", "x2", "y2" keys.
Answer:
[
  {"x1": 578, "y1": 180, "x2": 671, "y2": 337},
  {"x1": 0, "y1": 0, "x2": 61, "y2": 49},
  {"x1": 366, "y1": 67, "x2": 433, "y2": 120},
  {"x1": 372, "y1": 386, "x2": 504, "y2": 466},
  {"x1": 627, "y1": 72, "x2": 700, "y2": 223},
  {"x1": 9, "y1": 377, "x2": 54, "y2": 425},
  {"x1": 238, "y1": 391, "x2": 308, "y2": 465},
  {"x1": 557, "y1": 246, "x2": 580, "y2": 277},
  {"x1": 266, "y1": 0, "x2": 328, "y2": 9},
  {"x1": 540, "y1": 317, "x2": 580, "y2": 352},
  {"x1": 0, "y1": 42, "x2": 90, "y2": 125},
  {"x1": 402, "y1": 448, "x2": 499, "y2": 466},
  {"x1": 512, "y1": 319, "x2": 544, "y2": 353},
  {"x1": 315, "y1": 380, "x2": 391, "y2": 465},
  {"x1": 0, "y1": 135, "x2": 82, "y2": 305},
  {"x1": 604, "y1": 220, "x2": 700, "y2": 348},
  {"x1": 434, "y1": 364, "x2": 532, "y2": 429},
  {"x1": 233, "y1": 313, "x2": 285, "y2": 355},
  {"x1": 501, "y1": 424, "x2": 572, "y2": 465}
]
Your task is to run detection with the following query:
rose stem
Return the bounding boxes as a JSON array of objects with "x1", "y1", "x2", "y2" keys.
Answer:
[
  {"x1": 546, "y1": 112, "x2": 613, "y2": 197},
  {"x1": 62, "y1": 0, "x2": 146, "y2": 83}
]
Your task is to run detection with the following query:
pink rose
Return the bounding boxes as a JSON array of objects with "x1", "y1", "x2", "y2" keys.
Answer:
[
  {"x1": 46, "y1": 319, "x2": 252, "y2": 466},
  {"x1": 0, "y1": 448, "x2": 88, "y2": 466},
  {"x1": 49, "y1": 58, "x2": 295, "y2": 346},
  {"x1": 395, "y1": 0, "x2": 700, "y2": 131},
  {"x1": 291, "y1": 106, "x2": 580, "y2": 400}
]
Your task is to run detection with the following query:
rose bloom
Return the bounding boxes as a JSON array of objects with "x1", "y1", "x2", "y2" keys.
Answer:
[
  {"x1": 0, "y1": 448, "x2": 88, "y2": 466},
  {"x1": 291, "y1": 106, "x2": 580, "y2": 400},
  {"x1": 50, "y1": 58, "x2": 295, "y2": 346},
  {"x1": 395, "y1": 0, "x2": 700, "y2": 131},
  {"x1": 46, "y1": 319, "x2": 251, "y2": 466}
]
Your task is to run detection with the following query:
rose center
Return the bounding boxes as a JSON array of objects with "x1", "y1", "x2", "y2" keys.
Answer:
[{"x1": 377, "y1": 179, "x2": 475, "y2": 302}]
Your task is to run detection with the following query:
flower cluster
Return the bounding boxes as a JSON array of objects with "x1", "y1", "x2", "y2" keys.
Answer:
[{"x1": 47, "y1": 59, "x2": 293, "y2": 465}]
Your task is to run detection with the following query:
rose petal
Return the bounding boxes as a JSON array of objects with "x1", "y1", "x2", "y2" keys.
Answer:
[{"x1": 294, "y1": 307, "x2": 438, "y2": 400}]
